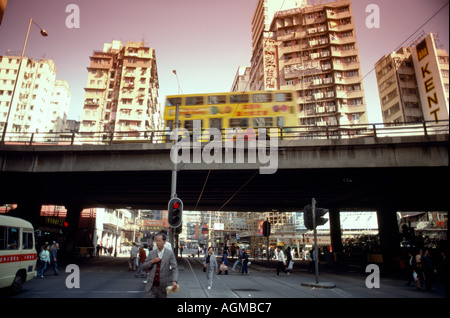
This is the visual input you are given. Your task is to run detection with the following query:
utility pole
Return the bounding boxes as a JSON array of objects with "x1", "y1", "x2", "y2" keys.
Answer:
[
  {"x1": 301, "y1": 198, "x2": 335, "y2": 289},
  {"x1": 312, "y1": 198, "x2": 319, "y2": 284},
  {"x1": 169, "y1": 70, "x2": 181, "y2": 247}
]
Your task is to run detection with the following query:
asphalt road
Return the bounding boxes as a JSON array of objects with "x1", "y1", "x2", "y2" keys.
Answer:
[{"x1": 2, "y1": 253, "x2": 446, "y2": 316}]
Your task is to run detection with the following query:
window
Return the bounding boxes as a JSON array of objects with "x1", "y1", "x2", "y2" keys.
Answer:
[
  {"x1": 229, "y1": 118, "x2": 249, "y2": 128},
  {"x1": 253, "y1": 117, "x2": 273, "y2": 127},
  {"x1": 230, "y1": 94, "x2": 249, "y2": 103},
  {"x1": 185, "y1": 96, "x2": 204, "y2": 106},
  {"x1": 275, "y1": 93, "x2": 293, "y2": 102},
  {"x1": 277, "y1": 117, "x2": 285, "y2": 127},
  {"x1": 0, "y1": 226, "x2": 5, "y2": 250},
  {"x1": 207, "y1": 95, "x2": 226, "y2": 104},
  {"x1": 22, "y1": 232, "x2": 33, "y2": 250},
  {"x1": 345, "y1": 70, "x2": 359, "y2": 77},
  {"x1": 252, "y1": 93, "x2": 272, "y2": 103},
  {"x1": 0, "y1": 227, "x2": 19, "y2": 250},
  {"x1": 184, "y1": 120, "x2": 202, "y2": 130},
  {"x1": 166, "y1": 97, "x2": 181, "y2": 106},
  {"x1": 209, "y1": 118, "x2": 222, "y2": 130}
]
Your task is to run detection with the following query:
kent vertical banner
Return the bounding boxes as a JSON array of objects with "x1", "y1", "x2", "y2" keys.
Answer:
[{"x1": 412, "y1": 34, "x2": 449, "y2": 124}]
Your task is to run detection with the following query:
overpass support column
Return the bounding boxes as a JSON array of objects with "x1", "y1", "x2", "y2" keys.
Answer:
[
  {"x1": 376, "y1": 208, "x2": 401, "y2": 273},
  {"x1": 64, "y1": 205, "x2": 82, "y2": 257},
  {"x1": 328, "y1": 208, "x2": 343, "y2": 263}
]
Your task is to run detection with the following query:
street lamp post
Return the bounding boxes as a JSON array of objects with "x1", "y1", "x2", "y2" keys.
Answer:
[{"x1": 1, "y1": 18, "x2": 48, "y2": 144}]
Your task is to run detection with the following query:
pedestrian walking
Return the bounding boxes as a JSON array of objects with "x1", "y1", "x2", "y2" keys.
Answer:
[
  {"x1": 135, "y1": 245, "x2": 147, "y2": 278},
  {"x1": 422, "y1": 249, "x2": 438, "y2": 291},
  {"x1": 38, "y1": 244, "x2": 50, "y2": 278},
  {"x1": 241, "y1": 250, "x2": 249, "y2": 275},
  {"x1": 230, "y1": 244, "x2": 236, "y2": 259},
  {"x1": 141, "y1": 232, "x2": 178, "y2": 298},
  {"x1": 232, "y1": 246, "x2": 242, "y2": 272},
  {"x1": 405, "y1": 251, "x2": 416, "y2": 286},
  {"x1": 286, "y1": 246, "x2": 294, "y2": 274},
  {"x1": 203, "y1": 246, "x2": 218, "y2": 289},
  {"x1": 307, "y1": 249, "x2": 316, "y2": 273},
  {"x1": 128, "y1": 243, "x2": 138, "y2": 271},
  {"x1": 438, "y1": 250, "x2": 446, "y2": 281},
  {"x1": 218, "y1": 250, "x2": 229, "y2": 275},
  {"x1": 415, "y1": 249, "x2": 424, "y2": 290},
  {"x1": 50, "y1": 242, "x2": 59, "y2": 275},
  {"x1": 275, "y1": 245, "x2": 288, "y2": 277}
]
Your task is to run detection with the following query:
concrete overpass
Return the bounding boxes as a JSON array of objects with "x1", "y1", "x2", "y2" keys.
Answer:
[
  {"x1": 0, "y1": 134, "x2": 448, "y2": 212},
  {"x1": 1, "y1": 133, "x2": 447, "y2": 270}
]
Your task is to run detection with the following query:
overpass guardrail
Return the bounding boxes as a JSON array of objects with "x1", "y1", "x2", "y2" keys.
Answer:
[{"x1": 0, "y1": 120, "x2": 448, "y2": 146}]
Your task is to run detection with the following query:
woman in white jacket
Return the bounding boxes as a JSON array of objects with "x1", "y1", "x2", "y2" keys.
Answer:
[
  {"x1": 203, "y1": 246, "x2": 218, "y2": 289},
  {"x1": 38, "y1": 245, "x2": 50, "y2": 278}
]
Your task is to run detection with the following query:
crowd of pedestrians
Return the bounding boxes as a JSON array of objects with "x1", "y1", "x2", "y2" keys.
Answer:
[
  {"x1": 37, "y1": 242, "x2": 59, "y2": 278},
  {"x1": 33, "y1": 234, "x2": 444, "y2": 296},
  {"x1": 405, "y1": 248, "x2": 445, "y2": 292},
  {"x1": 194, "y1": 242, "x2": 446, "y2": 294}
]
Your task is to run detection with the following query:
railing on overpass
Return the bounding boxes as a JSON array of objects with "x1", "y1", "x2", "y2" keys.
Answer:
[{"x1": 1, "y1": 120, "x2": 448, "y2": 146}]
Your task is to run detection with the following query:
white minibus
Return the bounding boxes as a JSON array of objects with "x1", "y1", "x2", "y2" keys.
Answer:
[{"x1": 0, "y1": 215, "x2": 37, "y2": 293}]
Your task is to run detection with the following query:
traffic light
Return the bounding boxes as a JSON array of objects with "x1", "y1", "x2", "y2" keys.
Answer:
[
  {"x1": 315, "y1": 208, "x2": 329, "y2": 227},
  {"x1": 168, "y1": 197, "x2": 183, "y2": 228},
  {"x1": 263, "y1": 220, "x2": 271, "y2": 237},
  {"x1": 175, "y1": 223, "x2": 183, "y2": 234},
  {"x1": 303, "y1": 204, "x2": 314, "y2": 230}
]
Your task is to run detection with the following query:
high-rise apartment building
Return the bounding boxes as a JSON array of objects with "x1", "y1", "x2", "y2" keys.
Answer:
[
  {"x1": 248, "y1": 0, "x2": 368, "y2": 131},
  {"x1": 231, "y1": 66, "x2": 251, "y2": 92},
  {"x1": 48, "y1": 80, "x2": 71, "y2": 132},
  {"x1": 249, "y1": 0, "x2": 306, "y2": 92},
  {"x1": 375, "y1": 47, "x2": 423, "y2": 124},
  {"x1": 375, "y1": 33, "x2": 449, "y2": 124},
  {"x1": 0, "y1": 55, "x2": 70, "y2": 141},
  {"x1": 80, "y1": 40, "x2": 162, "y2": 141}
]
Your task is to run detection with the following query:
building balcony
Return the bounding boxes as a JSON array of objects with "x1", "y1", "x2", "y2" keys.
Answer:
[
  {"x1": 332, "y1": 61, "x2": 360, "y2": 71},
  {"x1": 331, "y1": 49, "x2": 358, "y2": 58},
  {"x1": 102, "y1": 212, "x2": 126, "y2": 229},
  {"x1": 340, "y1": 104, "x2": 367, "y2": 114},
  {"x1": 334, "y1": 76, "x2": 362, "y2": 85},
  {"x1": 280, "y1": 44, "x2": 304, "y2": 55},
  {"x1": 84, "y1": 99, "x2": 100, "y2": 106},
  {"x1": 118, "y1": 113, "x2": 144, "y2": 120},
  {"x1": 304, "y1": 15, "x2": 327, "y2": 26},
  {"x1": 326, "y1": 9, "x2": 352, "y2": 20},
  {"x1": 329, "y1": 36, "x2": 355, "y2": 46},
  {"x1": 87, "y1": 63, "x2": 112, "y2": 70}
]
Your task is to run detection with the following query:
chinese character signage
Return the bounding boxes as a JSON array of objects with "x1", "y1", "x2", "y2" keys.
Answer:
[{"x1": 263, "y1": 38, "x2": 278, "y2": 90}]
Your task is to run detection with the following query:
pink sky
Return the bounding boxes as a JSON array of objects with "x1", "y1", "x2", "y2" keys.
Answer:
[{"x1": 0, "y1": 0, "x2": 448, "y2": 123}]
